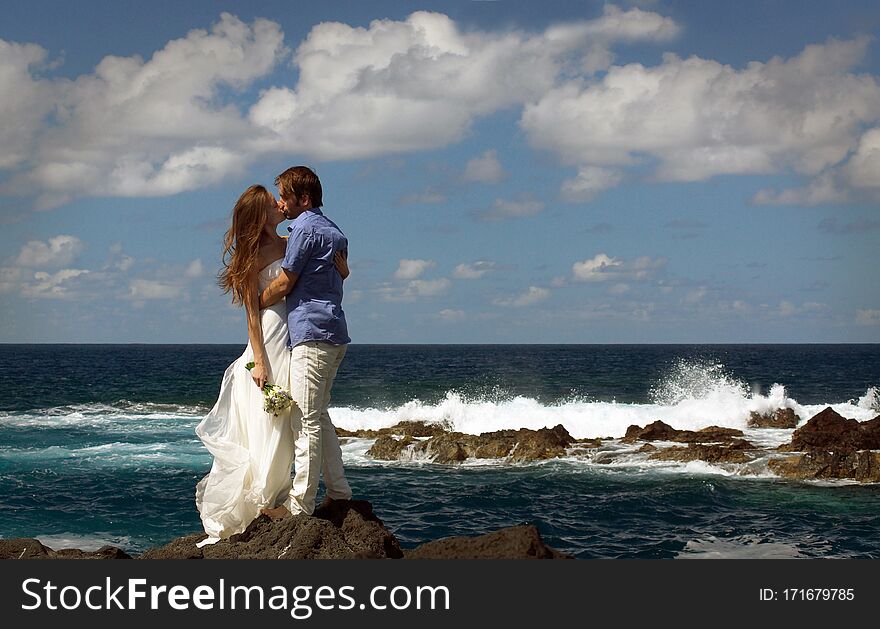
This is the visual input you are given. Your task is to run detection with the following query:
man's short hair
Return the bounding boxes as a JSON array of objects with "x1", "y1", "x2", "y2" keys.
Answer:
[{"x1": 275, "y1": 166, "x2": 323, "y2": 208}]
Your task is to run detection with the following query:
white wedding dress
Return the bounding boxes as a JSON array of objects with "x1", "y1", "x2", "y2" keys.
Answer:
[{"x1": 195, "y1": 259, "x2": 294, "y2": 545}]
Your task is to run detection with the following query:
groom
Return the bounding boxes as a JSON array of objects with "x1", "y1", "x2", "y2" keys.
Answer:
[{"x1": 259, "y1": 166, "x2": 352, "y2": 516}]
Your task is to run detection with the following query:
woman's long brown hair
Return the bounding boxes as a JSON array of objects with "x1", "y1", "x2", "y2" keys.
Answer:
[{"x1": 218, "y1": 185, "x2": 273, "y2": 305}]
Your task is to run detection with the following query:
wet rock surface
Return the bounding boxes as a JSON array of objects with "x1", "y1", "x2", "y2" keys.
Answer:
[
  {"x1": 366, "y1": 423, "x2": 576, "y2": 463},
  {"x1": 748, "y1": 408, "x2": 799, "y2": 429},
  {"x1": 404, "y1": 525, "x2": 570, "y2": 559}
]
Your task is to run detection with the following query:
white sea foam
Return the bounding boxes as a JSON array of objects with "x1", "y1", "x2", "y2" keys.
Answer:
[
  {"x1": 676, "y1": 536, "x2": 814, "y2": 559},
  {"x1": 35, "y1": 534, "x2": 135, "y2": 553},
  {"x1": 331, "y1": 385, "x2": 878, "y2": 441}
]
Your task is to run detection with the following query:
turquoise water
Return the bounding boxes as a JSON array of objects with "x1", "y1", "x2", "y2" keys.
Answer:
[{"x1": 1, "y1": 344, "x2": 878, "y2": 558}]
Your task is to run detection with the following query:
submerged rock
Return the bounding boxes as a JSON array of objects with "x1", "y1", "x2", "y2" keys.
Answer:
[
  {"x1": 748, "y1": 408, "x2": 799, "y2": 429},
  {"x1": 622, "y1": 421, "x2": 744, "y2": 444},
  {"x1": 0, "y1": 538, "x2": 132, "y2": 560},
  {"x1": 405, "y1": 525, "x2": 570, "y2": 559}
]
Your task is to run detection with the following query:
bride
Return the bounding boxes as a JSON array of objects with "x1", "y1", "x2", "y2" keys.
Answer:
[{"x1": 194, "y1": 184, "x2": 348, "y2": 544}]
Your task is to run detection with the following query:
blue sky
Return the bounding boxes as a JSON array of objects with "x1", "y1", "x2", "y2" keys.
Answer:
[{"x1": 1, "y1": 0, "x2": 878, "y2": 343}]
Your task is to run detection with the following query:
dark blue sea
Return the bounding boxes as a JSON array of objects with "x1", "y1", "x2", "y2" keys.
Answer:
[{"x1": 1, "y1": 344, "x2": 878, "y2": 558}]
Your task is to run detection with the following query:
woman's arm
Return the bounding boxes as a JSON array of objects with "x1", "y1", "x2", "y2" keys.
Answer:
[
  {"x1": 244, "y1": 271, "x2": 269, "y2": 389},
  {"x1": 334, "y1": 250, "x2": 350, "y2": 280}
]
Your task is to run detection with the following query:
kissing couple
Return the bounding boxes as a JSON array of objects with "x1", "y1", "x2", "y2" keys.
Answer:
[{"x1": 194, "y1": 166, "x2": 353, "y2": 545}]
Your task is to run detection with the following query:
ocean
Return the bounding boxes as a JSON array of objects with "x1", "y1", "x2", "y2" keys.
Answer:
[{"x1": 1, "y1": 344, "x2": 878, "y2": 558}]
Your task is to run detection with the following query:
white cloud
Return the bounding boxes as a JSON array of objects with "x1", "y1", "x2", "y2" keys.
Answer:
[
  {"x1": 844, "y1": 127, "x2": 880, "y2": 190},
  {"x1": 0, "y1": 40, "x2": 56, "y2": 170},
  {"x1": 408, "y1": 278, "x2": 451, "y2": 297},
  {"x1": 684, "y1": 286, "x2": 707, "y2": 304},
  {"x1": 16, "y1": 235, "x2": 84, "y2": 267},
  {"x1": 560, "y1": 166, "x2": 623, "y2": 202},
  {"x1": 1, "y1": 14, "x2": 285, "y2": 206},
  {"x1": 249, "y1": 7, "x2": 679, "y2": 161},
  {"x1": 185, "y1": 259, "x2": 204, "y2": 278},
  {"x1": 493, "y1": 285, "x2": 550, "y2": 307},
  {"x1": 572, "y1": 253, "x2": 623, "y2": 282},
  {"x1": 437, "y1": 308, "x2": 466, "y2": 321},
  {"x1": 572, "y1": 253, "x2": 667, "y2": 282},
  {"x1": 856, "y1": 309, "x2": 880, "y2": 325},
  {"x1": 453, "y1": 260, "x2": 497, "y2": 279},
  {"x1": 21, "y1": 268, "x2": 89, "y2": 298},
  {"x1": 394, "y1": 258, "x2": 436, "y2": 280},
  {"x1": 380, "y1": 277, "x2": 451, "y2": 301},
  {"x1": 463, "y1": 149, "x2": 506, "y2": 183},
  {"x1": 475, "y1": 196, "x2": 544, "y2": 221},
  {"x1": 398, "y1": 189, "x2": 446, "y2": 205},
  {"x1": 0, "y1": 267, "x2": 22, "y2": 294},
  {"x1": 128, "y1": 279, "x2": 183, "y2": 300},
  {"x1": 522, "y1": 37, "x2": 880, "y2": 196},
  {"x1": 609, "y1": 283, "x2": 630, "y2": 295}
]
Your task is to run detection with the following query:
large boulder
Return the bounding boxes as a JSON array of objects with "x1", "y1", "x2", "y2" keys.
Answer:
[
  {"x1": 779, "y1": 408, "x2": 880, "y2": 453},
  {"x1": 748, "y1": 408, "x2": 799, "y2": 429},
  {"x1": 768, "y1": 451, "x2": 880, "y2": 483},
  {"x1": 139, "y1": 500, "x2": 403, "y2": 559},
  {"x1": 367, "y1": 424, "x2": 576, "y2": 463},
  {"x1": 405, "y1": 525, "x2": 570, "y2": 559},
  {"x1": 622, "y1": 421, "x2": 744, "y2": 444}
]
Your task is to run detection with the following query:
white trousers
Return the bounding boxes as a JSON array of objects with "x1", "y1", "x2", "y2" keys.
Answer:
[{"x1": 286, "y1": 341, "x2": 352, "y2": 515}]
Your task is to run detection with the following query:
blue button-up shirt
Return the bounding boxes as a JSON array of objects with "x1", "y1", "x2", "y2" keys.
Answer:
[{"x1": 282, "y1": 208, "x2": 350, "y2": 347}]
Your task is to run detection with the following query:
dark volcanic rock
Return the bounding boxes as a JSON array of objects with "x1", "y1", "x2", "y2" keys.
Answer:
[
  {"x1": 649, "y1": 439, "x2": 756, "y2": 464},
  {"x1": 366, "y1": 424, "x2": 576, "y2": 463},
  {"x1": 622, "y1": 421, "x2": 743, "y2": 444},
  {"x1": 748, "y1": 408, "x2": 799, "y2": 429},
  {"x1": 140, "y1": 500, "x2": 402, "y2": 560},
  {"x1": 366, "y1": 434, "x2": 416, "y2": 460},
  {"x1": 405, "y1": 525, "x2": 570, "y2": 559},
  {"x1": 769, "y1": 451, "x2": 880, "y2": 483},
  {"x1": 779, "y1": 408, "x2": 880, "y2": 453},
  {"x1": 0, "y1": 538, "x2": 131, "y2": 560},
  {"x1": 338, "y1": 421, "x2": 449, "y2": 439}
]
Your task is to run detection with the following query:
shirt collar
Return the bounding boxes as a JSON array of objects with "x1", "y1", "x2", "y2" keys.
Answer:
[{"x1": 287, "y1": 208, "x2": 323, "y2": 231}]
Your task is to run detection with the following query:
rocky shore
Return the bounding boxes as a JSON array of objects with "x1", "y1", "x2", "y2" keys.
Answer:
[
  {"x1": 340, "y1": 407, "x2": 880, "y2": 482},
  {"x1": 0, "y1": 499, "x2": 568, "y2": 560}
]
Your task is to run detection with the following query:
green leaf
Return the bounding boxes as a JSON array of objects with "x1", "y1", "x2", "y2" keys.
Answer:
[{"x1": 245, "y1": 361, "x2": 255, "y2": 370}]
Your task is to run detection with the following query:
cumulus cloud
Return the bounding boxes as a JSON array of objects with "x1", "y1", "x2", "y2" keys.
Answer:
[
  {"x1": 16, "y1": 235, "x2": 84, "y2": 267},
  {"x1": 379, "y1": 277, "x2": 451, "y2": 301},
  {"x1": 128, "y1": 279, "x2": 183, "y2": 300},
  {"x1": 453, "y1": 260, "x2": 497, "y2": 279},
  {"x1": 21, "y1": 269, "x2": 89, "y2": 298},
  {"x1": 1, "y1": 14, "x2": 285, "y2": 207},
  {"x1": 184, "y1": 259, "x2": 204, "y2": 278},
  {"x1": 572, "y1": 252, "x2": 667, "y2": 282},
  {"x1": 394, "y1": 258, "x2": 436, "y2": 280},
  {"x1": 856, "y1": 309, "x2": 880, "y2": 325},
  {"x1": 248, "y1": 7, "x2": 679, "y2": 161},
  {"x1": 398, "y1": 189, "x2": 446, "y2": 205},
  {"x1": 560, "y1": 166, "x2": 623, "y2": 202},
  {"x1": 463, "y1": 149, "x2": 507, "y2": 183},
  {"x1": 437, "y1": 308, "x2": 466, "y2": 321},
  {"x1": 493, "y1": 285, "x2": 550, "y2": 307},
  {"x1": 474, "y1": 196, "x2": 544, "y2": 221},
  {"x1": 522, "y1": 37, "x2": 880, "y2": 199}
]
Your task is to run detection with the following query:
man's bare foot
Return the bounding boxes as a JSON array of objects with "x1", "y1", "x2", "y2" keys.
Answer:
[{"x1": 260, "y1": 505, "x2": 290, "y2": 520}]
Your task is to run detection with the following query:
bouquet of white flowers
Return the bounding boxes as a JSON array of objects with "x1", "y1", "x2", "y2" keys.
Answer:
[{"x1": 245, "y1": 362, "x2": 294, "y2": 417}]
